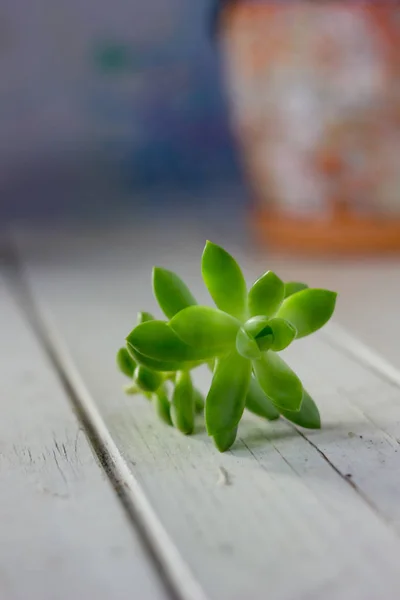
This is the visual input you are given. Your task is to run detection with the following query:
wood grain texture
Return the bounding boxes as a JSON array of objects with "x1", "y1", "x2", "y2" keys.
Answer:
[
  {"x1": 0, "y1": 273, "x2": 167, "y2": 600},
  {"x1": 13, "y1": 224, "x2": 400, "y2": 600}
]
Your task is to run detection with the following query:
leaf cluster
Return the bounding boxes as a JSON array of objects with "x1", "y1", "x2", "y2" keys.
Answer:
[{"x1": 117, "y1": 242, "x2": 337, "y2": 452}]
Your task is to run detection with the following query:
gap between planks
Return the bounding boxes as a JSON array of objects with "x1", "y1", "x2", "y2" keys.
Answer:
[
  {"x1": 2, "y1": 248, "x2": 207, "y2": 600},
  {"x1": 0, "y1": 270, "x2": 167, "y2": 600}
]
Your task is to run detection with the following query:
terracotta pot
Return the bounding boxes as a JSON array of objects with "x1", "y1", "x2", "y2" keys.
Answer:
[{"x1": 218, "y1": 1, "x2": 400, "y2": 254}]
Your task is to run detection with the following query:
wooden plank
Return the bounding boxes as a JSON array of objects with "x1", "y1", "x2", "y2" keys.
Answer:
[
  {"x1": 0, "y1": 273, "x2": 168, "y2": 600},
  {"x1": 13, "y1": 225, "x2": 400, "y2": 600}
]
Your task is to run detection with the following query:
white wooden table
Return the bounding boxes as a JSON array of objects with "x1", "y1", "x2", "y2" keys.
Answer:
[{"x1": 2, "y1": 218, "x2": 400, "y2": 600}]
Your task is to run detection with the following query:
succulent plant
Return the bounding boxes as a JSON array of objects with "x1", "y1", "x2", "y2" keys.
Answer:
[{"x1": 117, "y1": 241, "x2": 337, "y2": 452}]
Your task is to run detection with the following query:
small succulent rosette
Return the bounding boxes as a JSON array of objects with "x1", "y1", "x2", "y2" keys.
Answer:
[{"x1": 117, "y1": 241, "x2": 337, "y2": 452}]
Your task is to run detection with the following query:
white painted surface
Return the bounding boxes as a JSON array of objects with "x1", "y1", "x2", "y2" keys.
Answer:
[
  {"x1": 0, "y1": 273, "x2": 167, "y2": 600},
  {"x1": 12, "y1": 223, "x2": 400, "y2": 600}
]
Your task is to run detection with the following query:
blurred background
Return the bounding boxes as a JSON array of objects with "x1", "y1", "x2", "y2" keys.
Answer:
[
  {"x1": 0, "y1": 0, "x2": 245, "y2": 223},
  {"x1": 2, "y1": 0, "x2": 400, "y2": 250},
  {"x1": 2, "y1": 5, "x2": 400, "y2": 598},
  {"x1": 1, "y1": 0, "x2": 400, "y2": 361}
]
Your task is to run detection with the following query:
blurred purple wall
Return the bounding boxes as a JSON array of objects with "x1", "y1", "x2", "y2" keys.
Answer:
[{"x1": 0, "y1": 0, "x2": 244, "y2": 221}]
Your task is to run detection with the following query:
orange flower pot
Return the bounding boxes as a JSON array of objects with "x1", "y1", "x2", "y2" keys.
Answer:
[{"x1": 219, "y1": 1, "x2": 400, "y2": 254}]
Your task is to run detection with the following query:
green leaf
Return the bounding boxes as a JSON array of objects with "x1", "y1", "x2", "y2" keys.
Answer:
[
  {"x1": 206, "y1": 351, "x2": 252, "y2": 435},
  {"x1": 133, "y1": 365, "x2": 163, "y2": 392},
  {"x1": 245, "y1": 376, "x2": 280, "y2": 421},
  {"x1": 169, "y1": 306, "x2": 240, "y2": 354},
  {"x1": 284, "y1": 282, "x2": 308, "y2": 299},
  {"x1": 123, "y1": 382, "x2": 140, "y2": 395},
  {"x1": 137, "y1": 311, "x2": 155, "y2": 324},
  {"x1": 127, "y1": 344, "x2": 200, "y2": 372},
  {"x1": 127, "y1": 320, "x2": 222, "y2": 363},
  {"x1": 277, "y1": 288, "x2": 337, "y2": 338},
  {"x1": 236, "y1": 327, "x2": 261, "y2": 360},
  {"x1": 170, "y1": 306, "x2": 239, "y2": 350},
  {"x1": 244, "y1": 316, "x2": 272, "y2": 338},
  {"x1": 267, "y1": 318, "x2": 297, "y2": 351},
  {"x1": 116, "y1": 347, "x2": 136, "y2": 378},
  {"x1": 213, "y1": 426, "x2": 238, "y2": 452},
  {"x1": 253, "y1": 352, "x2": 303, "y2": 411},
  {"x1": 255, "y1": 332, "x2": 274, "y2": 352},
  {"x1": 154, "y1": 387, "x2": 172, "y2": 426},
  {"x1": 152, "y1": 267, "x2": 197, "y2": 319},
  {"x1": 244, "y1": 317, "x2": 274, "y2": 351},
  {"x1": 280, "y1": 390, "x2": 321, "y2": 429},
  {"x1": 201, "y1": 241, "x2": 247, "y2": 320},
  {"x1": 248, "y1": 271, "x2": 284, "y2": 318},
  {"x1": 193, "y1": 388, "x2": 205, "y2": 413},
  {"x1": 171, "y1": 371, "x2": 194, "y2": 434}
]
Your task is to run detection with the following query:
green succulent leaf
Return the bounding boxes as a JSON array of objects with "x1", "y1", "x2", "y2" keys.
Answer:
[
  {"x1": 267, "y1": 318, "x2": 297, "y2": 351},
  {"x1": 244, "y1": 316, "x2": 272, "y2": 338},
  {"x1": 171, "y1": 371, "x2": 194, "y2": 434},
  {"x1": 213, "y1": 426, "x2": 238, "y2": 452},
  {"x1": 133, "y1": 365, "x2": 163, "y2": 392},
  {"x1": 116, "y1": 347, "x2": 136, "y2": 378},
  {"x1": 244, "y1": 317, "x2": 274, "y2": 351},
  {"x1": 123, "y1": 382, "x2": 141, "y2": 395},
  {"x1": 253, "y1": 352, "x2": 303, "y2": 411},
  {"x1": 152, "y1": 267, "x2": 197, "y2": 319},
  {"x1": 245, "y1": 376, "x2": 280, "y2": 421},
  {"x1": 201, "y1": 241, "x2": 247, "y2": 320},
  {"x1": 170, "y1": 306, "x2": 239, "y2": 350},
  {"x1": 284, "y1": 282, "x2": 308, "y2": 299},
  {"x1": 280, "y1": 390, "x2": 321, "y2": 429},
  {"x1": 137, "y1": 311, "x2": 155, "y2": 324},
  {"x1": 127, "y1": 320, "x2": 222, "y2": 363},
  {"x1": 193, "y1": 388, "x2": 205, "y2": 413},
  {"x1": 255, "y1": 333, "x2": 274, "y2": 352},
  {"x1": 127, "y1": 344, "x2": 201, "y2": 372},
  {"x1": 154, "y1": 387, "x2": 172, "y2": 426},
  {"x1": 236, "y1": 327, "x2": 261, "y2": 360},
  {"x1": 248, "y1": 271, "x2": 284, "y2": 318},
  {"x1": 276, "y1": 288, "x2": 337, "y2": 338},
  {"x1": 206, "y1": 351, "x2": 252, "y2": 435}
]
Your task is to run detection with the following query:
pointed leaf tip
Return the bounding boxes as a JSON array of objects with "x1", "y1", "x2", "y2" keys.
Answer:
[
  {"x1": 201, "y1": 241, "x2": 247, "y2": 320},
  {"x1": 248, "y1": 270, "x2": 284, "y2": 318},
  {"x1": 152, "y1": 266, "x2": 197, "y2": 319},
  {"x1": 277, "y1": 288, "x2": 337, "y2": 338},
  {"x1": 280, "y1": 390, "x2": 321, "y2": 429},
  {"x1": 253, "y1": 352, "x2": 303, "y2": 411},
  {"x1": 213, "y1": 427, "x2": 238, "y2": 452},
  {"x1": 137, "y1": 311, "x2": 155, "y2": 325}
]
